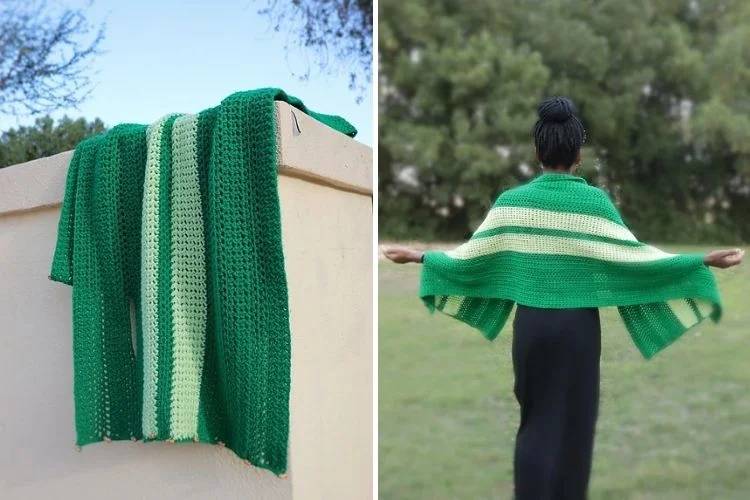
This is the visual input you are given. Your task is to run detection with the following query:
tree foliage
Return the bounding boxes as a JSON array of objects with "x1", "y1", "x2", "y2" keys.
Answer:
[
  {"x1": 0, "y1": 115, "x2": 106, "y2": 168},
  {"x1": 0, "y1": 0, "x2": 104, "y2": 116},
  {"x1": 257, "y1": 0, "x2": 372, "y2": 102},
  {"x1": 380, "y1": 0, "x2": 750, "y2": 244}
]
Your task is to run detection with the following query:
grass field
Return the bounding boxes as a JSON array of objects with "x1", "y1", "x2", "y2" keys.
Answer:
[{"x1": 379, "y1": 245, "x2": 750, "y2": 499}]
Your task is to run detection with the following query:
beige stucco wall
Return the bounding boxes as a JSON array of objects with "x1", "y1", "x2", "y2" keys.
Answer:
[{"x1": 0, "y1": 103, "x2": 373, "y2": 500}]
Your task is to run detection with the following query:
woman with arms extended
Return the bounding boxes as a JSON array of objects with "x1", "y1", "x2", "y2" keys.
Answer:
[{"x1": 382, "y1": 96, "x2": 744, "y2": 500}]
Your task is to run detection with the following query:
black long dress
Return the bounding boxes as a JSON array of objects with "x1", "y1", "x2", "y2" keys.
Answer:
[{"x1": 512, "y1": 305, "x2": 602, "y2": 500}]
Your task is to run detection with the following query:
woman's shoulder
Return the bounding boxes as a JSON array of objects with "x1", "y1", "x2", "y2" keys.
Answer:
[{"x1": 583, "y1": 185, "x2": 625, "y2": 224}]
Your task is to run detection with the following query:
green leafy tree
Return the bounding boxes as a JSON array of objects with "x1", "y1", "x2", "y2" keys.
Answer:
[
  {"x1": 0, "y1": 115, "x2": 106, "y2": 168},
  {"x1": 380, "y1": 0, "x2": 550, "y2": 239},
  {"x1": 380, "y1": 0, "x2": 750, "y2": 243}
]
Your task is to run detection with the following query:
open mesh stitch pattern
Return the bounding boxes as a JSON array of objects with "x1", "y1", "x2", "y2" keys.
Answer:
[
  {"x1": 420, "y1": 173, "x2": 723, "y2": 359},
  {"x1": 50, "y1": 89, "x2": 358, "y2": 476}
]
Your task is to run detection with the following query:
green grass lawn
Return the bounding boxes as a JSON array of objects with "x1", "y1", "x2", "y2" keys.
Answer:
[{"x1": 379, "y1": 246, "x2": 750, "y2": 499}]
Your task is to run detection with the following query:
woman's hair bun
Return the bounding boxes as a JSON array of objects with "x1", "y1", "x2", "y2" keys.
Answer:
[{"x1": 537, "y1": 96, "x2": 577, "y2": 124}]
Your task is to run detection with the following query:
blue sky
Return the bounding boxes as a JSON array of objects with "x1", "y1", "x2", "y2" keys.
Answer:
[{"x1": 0, "y1": 0, "x2": 372, "y2": 145}]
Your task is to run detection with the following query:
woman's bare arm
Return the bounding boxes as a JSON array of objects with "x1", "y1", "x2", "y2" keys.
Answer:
[{"x1": 381, "y1": 245, "x2": 424, "y2": 264}]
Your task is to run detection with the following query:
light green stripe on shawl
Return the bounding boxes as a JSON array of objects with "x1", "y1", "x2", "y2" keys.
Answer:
[
  {"x1": 141, "y1": 116, "x2": 171, "y2": 438},
  {"x1": 475, "y1": 205, "x2": 638, "y2": 242},
  {"x1": 169, "y1": 114, "x2": 207, "y2": 440}
]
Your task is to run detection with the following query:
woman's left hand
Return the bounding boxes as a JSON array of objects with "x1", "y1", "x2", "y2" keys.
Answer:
[
  {"x1": 381, "y1": 245, "x2": 424, "y2": 264},
  {"x1": 704, "y1": 248, "x2": 745, "y2": 269}
]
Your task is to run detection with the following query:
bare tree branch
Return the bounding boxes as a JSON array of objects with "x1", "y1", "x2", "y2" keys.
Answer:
[
  {"x1": 256, "y1": 0, "x2": 372, "y2": 103},
  {"x1": 0, "y1": 0, "x2": 105, "y2": 116}
]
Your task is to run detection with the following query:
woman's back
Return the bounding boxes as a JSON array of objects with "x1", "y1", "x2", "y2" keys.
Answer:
[{"x1": 498, "y1": 173, "x2": 623, "y2": 227}]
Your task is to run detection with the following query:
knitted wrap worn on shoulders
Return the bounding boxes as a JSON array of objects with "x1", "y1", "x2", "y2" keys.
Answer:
[
  {"x1": 50, "y1": 89, "x2": 357, "y2": 475},
  {"x1": 420, "y1": 173, "x2": 722, "y2": 359}
]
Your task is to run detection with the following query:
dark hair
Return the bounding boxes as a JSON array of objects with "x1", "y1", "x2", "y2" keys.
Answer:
[{"x1": 533, "y1": 96, "x2": 585, "y2": 168}]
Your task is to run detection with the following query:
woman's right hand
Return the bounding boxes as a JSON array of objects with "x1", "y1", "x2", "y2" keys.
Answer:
[
  {"x1": 703, "y1": 248, "x2": 745, "y2": 268},
  {"x1": 381, "y1": 245, "x2": 424, "y2": 264}
]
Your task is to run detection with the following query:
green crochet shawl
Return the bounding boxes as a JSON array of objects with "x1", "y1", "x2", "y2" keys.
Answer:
[
  {"x1": 420, "y1": 173, "x2": 722, "y2": 359},
  {"x1": 50, "y1": 89, "x2": 357, "y2": 476}
]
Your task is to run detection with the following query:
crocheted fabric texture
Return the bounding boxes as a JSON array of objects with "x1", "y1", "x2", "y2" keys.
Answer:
[
  {"x1": 420, "y1": 173, "x2": 723, "y2": 359},
  {"x1": 50, "y1": 89, "x2": 357, "y2": 476}
]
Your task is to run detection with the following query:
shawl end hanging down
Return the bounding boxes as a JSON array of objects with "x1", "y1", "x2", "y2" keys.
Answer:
[{"x1": 50, "y1": 89, "x2": 357, "y2": 476}]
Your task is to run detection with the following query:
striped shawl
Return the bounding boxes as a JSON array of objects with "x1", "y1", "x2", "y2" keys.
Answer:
[
  {"x1": 50, "y1": 89, "x2": 357, "y2": 475},
  {"x1": 420, "y1": 173, "x2": 722, "y2": 359}
]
